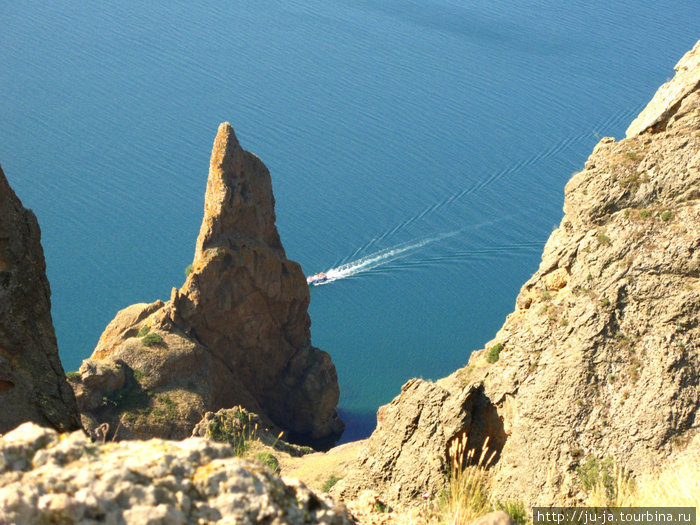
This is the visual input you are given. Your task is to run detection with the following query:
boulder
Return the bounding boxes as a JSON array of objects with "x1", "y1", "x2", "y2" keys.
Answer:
[{"x1": 0, "y1": 422, "x2": 352, "y2": 524}]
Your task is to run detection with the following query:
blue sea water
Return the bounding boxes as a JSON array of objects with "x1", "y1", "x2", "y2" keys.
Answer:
[{"x1": 1, "y1": 1, "x2": 697, "y2": 443}]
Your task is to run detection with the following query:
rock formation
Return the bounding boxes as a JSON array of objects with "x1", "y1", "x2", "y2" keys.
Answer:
[
  {"x1": 338, "y1": 41, "x2": 700, "y2": 507},
  {"x1": 72, "y1": 123, "x2": 344, "y2": 446},
  {"x1": 0, "y1": 164, "x2": 81, "y2": 434},
  {"x1": 0, "y1": 422, "x2": 352, "y2": 524}
]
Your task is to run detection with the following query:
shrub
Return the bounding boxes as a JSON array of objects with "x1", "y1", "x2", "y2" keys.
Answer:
[
  {"x1": 185, "y1": 264, "x2": 194, "y2": 277},
  {"x1": 486, "y1": 343, "x2": 503, "y2": 363},
  {"x1": 255, "y1": 452, "x2": 280, "y2": 474},
  {"x1": 142, "y1": 333, "x2": 163, "y2": 347},
  {"x1": 577, "y1": 456, "x2": 616, "y2": 498},
  {"x1": 597, "y1": 233, "x2": 611, "y2": 245},
  {"x1": 322, "y1": 474, "x2": 340, "y2": 492},
  {"x1": 66, "y1": 371, "x2": 80, "y2": 381},
  {"x1": 137, "y1": 325, "x2": 150, "y2": 337},
  {"x1": 639, "y1": 209, "x2": 651, "y2": 219},
  {"x1": 661, "y1": 210, "x2": 673, "y2": 221},
  {"x1": 600, "y1": 297, "x2": 611, "y2": 307}
]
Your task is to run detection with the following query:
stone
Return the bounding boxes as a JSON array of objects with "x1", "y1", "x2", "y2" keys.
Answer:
[
  {"x1": 0, "y1": 164, "x2": 81, "y2": 434},
  {"x1": 75, "y1": 124, "x2": 343, "y2": 446},
  {"x1": 0, "y1": 423, "x2": 353, "y2": 524},
  {"x1": 626, "y1": 40, "x2": 700, "y2": 138}
]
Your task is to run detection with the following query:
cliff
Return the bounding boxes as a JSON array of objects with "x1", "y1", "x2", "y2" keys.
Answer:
[
  {"x1": 336, "y1": 41, "x2": 700, "y2": 507},
  {"x1": 72, "y1": 123, "x2": 344, "y2": 445},
  {"x1": 0, "y1": 165, "x2": 81, "y2": 434}
]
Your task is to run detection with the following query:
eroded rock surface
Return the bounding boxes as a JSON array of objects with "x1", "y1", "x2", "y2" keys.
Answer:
[
  {"x1": 0, "y1": 422, "x2": 352, "y2": 525},
  {"x1": 339, "y1": 41, "x2": 700, "y2": 507},
  {"x1": 73, "y1": 123, "x2": 343, "y2": 445},
  {"x1": 0, "y1": 164, "x2": 81, "y2": 434},
  {"x1": 335, "y1": 380, "x2": 505, "y2": 505}
]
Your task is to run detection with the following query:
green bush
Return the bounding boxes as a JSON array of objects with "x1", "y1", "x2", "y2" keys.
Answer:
[
  {"x1": 576, "y1": 456, "x2": 616, "y2": 499},
  {"x1": 639, "y1": 209, "x2": 651, "y2": 219},
  {"x1": 185, "y1": 264, "x2": 194, "y2": 277},
  {"x1": 256, "y1": 452, "x2": 280, "y2": 473},
  {"x1": 486, "y1": 343, "x2": 504, "y2": 363},
  {"x1": 65, "y1": 371, "x2": 80, "y2": 381},
  {"x1": 137, "y1": 325, "x2": 150, "y2": 337},
  {"x1": 142, "y1": 333, "x2": 163, "y2": 347},
  {"x1": 600, "y1": 297, "x2": 611, "y2": 307},
  {"x1": 322, "y1": 474, "x2": 340, "y2": 492},
  {"x1": 661, "y1": 210, "x2": 673, "y2": 221}
]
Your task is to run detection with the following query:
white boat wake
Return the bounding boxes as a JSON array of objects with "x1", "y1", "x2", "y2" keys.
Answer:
[{"x1": 314, "y1": 231, "x2": 458, "y2": 285}]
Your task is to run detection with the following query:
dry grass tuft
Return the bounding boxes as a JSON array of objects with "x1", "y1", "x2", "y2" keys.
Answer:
[
  {"x1": 585, "y1": 448, "x2": 700, "y2": 510},
  {"x1": 437, "y1": 435, "x2": 497, "y2": 525}
]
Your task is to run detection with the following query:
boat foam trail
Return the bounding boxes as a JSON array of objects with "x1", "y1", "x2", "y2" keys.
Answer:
[{"x1": 319, "y1": 231, "x2": 458, "y2": 284}]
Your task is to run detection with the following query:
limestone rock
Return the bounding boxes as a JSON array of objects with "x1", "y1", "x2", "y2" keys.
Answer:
[
  {"x1": 0, "y1": 422, "x2": 353, "y2": 524},
  {"x1": 336, "y1": 380, "x2": 506, "y2": 506},
  {"x1": 0, "y1": 164, "x2": 81, "y2": 434},
  {"x1": 455, "y1": 42, "x2": 700, "y2": 505},
  {"x1": 626, "y1": 40, "x2": 700, "y2": 138},
  {"x1": 340, "y1": 41, "x2": 700, "y2": 508},
  {"x1": 75, "y1": 124, "x2": 343, "y2": 445}
]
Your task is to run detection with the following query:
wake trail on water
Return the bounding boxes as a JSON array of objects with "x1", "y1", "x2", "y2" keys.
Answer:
[{"x1": 318, "y1": 231, "x2": 459, "y2": 285}]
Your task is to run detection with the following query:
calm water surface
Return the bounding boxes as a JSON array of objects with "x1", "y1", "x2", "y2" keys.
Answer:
[{"x1": 1, "y1": 1, "x2": 697, "y2": 442}]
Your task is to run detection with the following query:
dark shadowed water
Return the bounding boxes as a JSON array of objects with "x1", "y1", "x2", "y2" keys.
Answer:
[{"x1": 1, "y1": 1, "x2": 697, "y2": 443}]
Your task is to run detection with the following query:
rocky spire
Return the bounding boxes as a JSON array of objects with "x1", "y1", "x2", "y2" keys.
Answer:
[
  {"x1": 0, "y1": 164, "x2": 81, "y2": 433},
  {"x1": 195, "y1": 122, "x2": 282, "y2": 258},
  {"x1": 75, "y1": 124, "x2": 344, "y2": 445}
]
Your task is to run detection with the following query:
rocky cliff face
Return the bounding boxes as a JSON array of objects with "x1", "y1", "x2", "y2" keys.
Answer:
[
  {"x1": 338, "y1": 41, "x2": 699, "y2": 507},
  {"x1": 73, "y1": 123, "x2": 344, "y2": 445},
  {"x1": 0, "y1": 165, "x2": 81, "y2": 434},
  {"x1": 0, "y1": 422, "x2": 352, "y2": 524}
]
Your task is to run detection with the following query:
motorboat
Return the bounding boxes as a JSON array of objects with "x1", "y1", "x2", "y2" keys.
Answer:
[{"x1": 306, "y1": 272, "x2": 329, "y2": 286}]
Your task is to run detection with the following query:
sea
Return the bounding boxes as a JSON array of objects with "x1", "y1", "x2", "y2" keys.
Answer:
[{"x1": 1, "y1": 1, "x2": 697, "y2": 443}]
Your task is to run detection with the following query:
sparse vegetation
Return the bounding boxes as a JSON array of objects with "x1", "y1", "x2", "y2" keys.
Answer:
[
  {"x1": 639, "y1": 209, "x2": 651, "y2": 219},
  {"x1": 132, "y1": 369, "x2": 147, "y2": 385},
  {"x1": 255, "y1": 452, "x2": 280, "y2": 474},
  {"x1": 494, "y1": 500, "x2": 530, "y2": 525},
  {"x1": 576, "y1": 456, "x2": 616, "y2": 500},
  {"x1": 141, "y1": 332, "x2": 163, "y2": 347},
  {"x1": 597, "y1": 233, "x2": 611, "y2": 245},
  {"x1": 661, "y1": 210, "x2": 673, "y2": 221},
  {"x1": 322, "y1": 474, "x2": 340, "y2": 492},
  {"x1": 137, "y1": 325, "x2": 150, "y2": 337},
  {"x1": 66, "y1": 371, "x2": 80, "y2": 381},
  {"x1": 185, "y1": 264, "x2": 193, "y2": 277},
  {"x1": 208, "y1": 409, "x2": 259, "y2": 456},
  {"x1": 600, "y1": 297, "x2": 610, "y2": 307},
  {"x1": 486, "y1": 343, "x2": 503, "y2": 364},
  {"x1": 437, "y1": 435, "x2": 494, "y2": 525}
]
